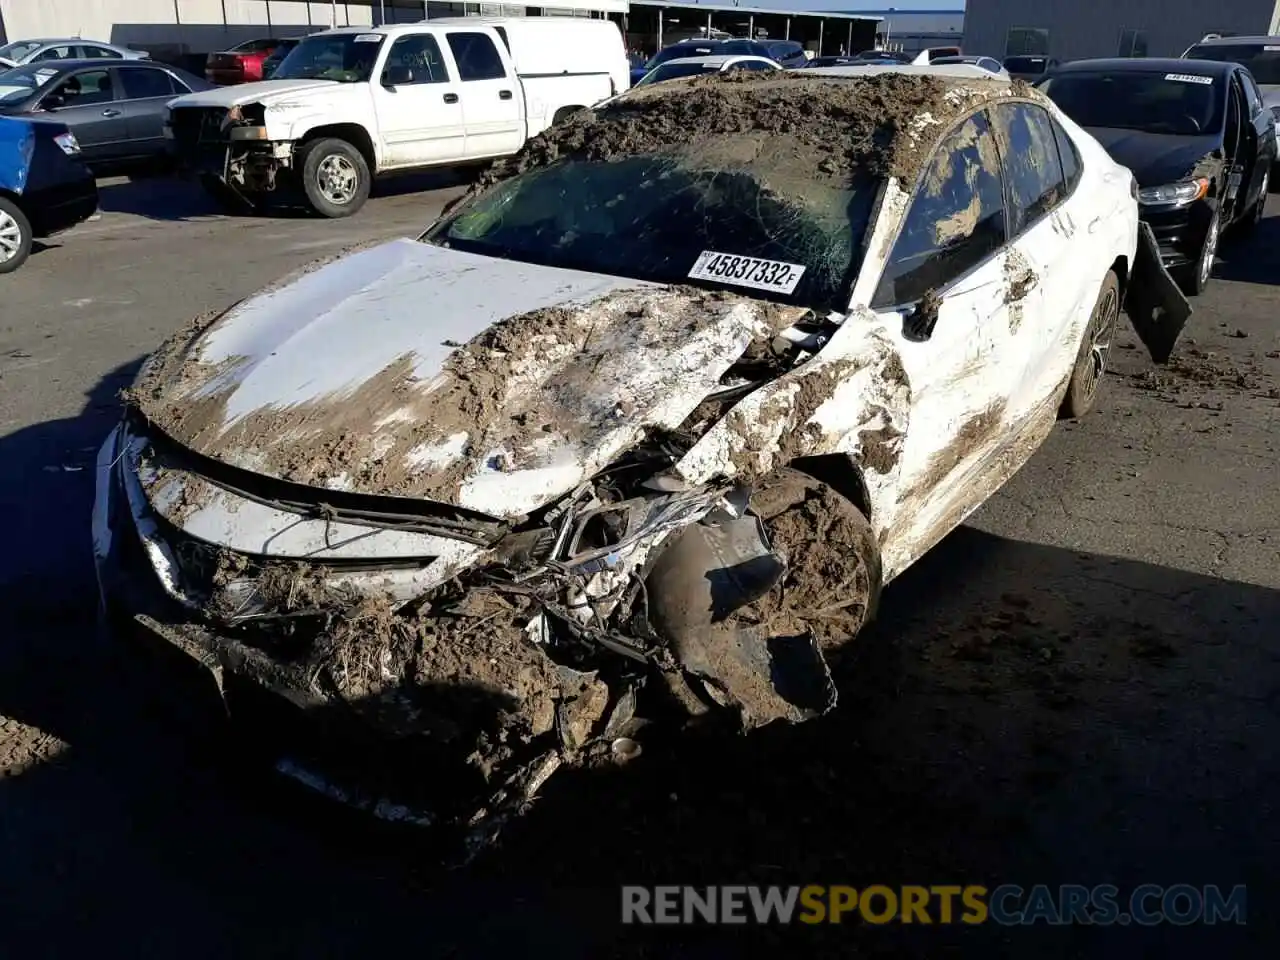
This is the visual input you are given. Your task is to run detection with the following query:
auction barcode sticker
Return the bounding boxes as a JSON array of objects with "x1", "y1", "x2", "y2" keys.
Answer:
[
  {"x1": 354, "y1": 33, "x2": 384, "y2": 43},
  {"x1": 688, "y1": 251, "x2": 806, "y2": 294},
  {"x1": 1164, "y1": 73, "x2": 1213, "y2": 84}
]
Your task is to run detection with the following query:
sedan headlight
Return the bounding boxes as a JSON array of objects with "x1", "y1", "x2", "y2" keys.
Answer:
[
  {"x1": 53, "y1": 131, "x2": 80, "y2": 156},
  {"x1": 1137, "y1": 177, "x2": 1209, "y2": 208}
]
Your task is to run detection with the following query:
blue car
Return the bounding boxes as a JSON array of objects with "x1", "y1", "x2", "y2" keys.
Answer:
[{"x1": 0, "y1": 115, "x2": 99, "y2": 273}]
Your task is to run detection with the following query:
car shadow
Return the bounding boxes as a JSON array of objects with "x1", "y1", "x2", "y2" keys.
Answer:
[
  {"x1": 0, "y1": 364, "x2": 1275, "y2": 958},
  {"x1": 91, "y1": 166, "x2": 479, "y2": 223},
  {"x1": 94, "y1": 174, "x2": 227, "y2": 221},
  {"x1": 1216, "y1": 206, "x2": 1280, "y2": 285}
]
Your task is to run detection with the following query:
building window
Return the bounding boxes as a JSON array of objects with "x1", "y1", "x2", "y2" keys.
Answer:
[
  {"x1": 1005, "y1": 27, "x2": 1049, "y2": 57},
  {"x1": 1117, "y1": 28, "x2": 1148, "y2": 57}
]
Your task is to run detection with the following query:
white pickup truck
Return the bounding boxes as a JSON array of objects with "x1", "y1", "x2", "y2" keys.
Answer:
[{"x1": 162, "y1": 17, "x2": 629, "y2": 217}]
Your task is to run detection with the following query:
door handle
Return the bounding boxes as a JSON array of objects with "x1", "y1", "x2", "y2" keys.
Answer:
[
  {"x1": 498, "y1": 89, "x2": 513, "y2": 100},
  {"x1": 102, "y1": 108, "x2": 122, "y2": 118},
  {"x1": 443, "y1": 92, "x2": 458, "y2": 104}
]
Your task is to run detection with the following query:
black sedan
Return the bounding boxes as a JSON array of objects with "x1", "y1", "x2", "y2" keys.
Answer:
[
  {"x1": 0, "y1": 59, "x2": 212, "y2": 174},
  {"x1": 1040, "y1": 58, "x2": 1276, "y2": 295}
]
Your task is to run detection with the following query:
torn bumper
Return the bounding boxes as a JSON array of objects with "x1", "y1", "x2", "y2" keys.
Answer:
[{"x1": 93, "y1": 421, "x2": 841, "y2": 845}]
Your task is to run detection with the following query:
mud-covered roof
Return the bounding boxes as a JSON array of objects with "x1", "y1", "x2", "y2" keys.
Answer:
[{"x1": 473, "y1": 71, "x2": 1039, "y2": 197}]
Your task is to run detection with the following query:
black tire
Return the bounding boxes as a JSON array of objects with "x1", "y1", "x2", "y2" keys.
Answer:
[
  {"x1": 1061, "y1": 270, "x2": 1121, "y2": 419},
  {"x1": 1173, "y1": 209, "x2": 1219, "y2": 296},
  {"x1": 0, "y1": 196, "x2": 33, "y2": 274},
  {"x1": 298, "y1": 137, "x2": 370, "y2": 218}
]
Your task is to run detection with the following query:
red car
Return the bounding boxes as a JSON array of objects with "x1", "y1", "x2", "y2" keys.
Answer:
[{"x1": 205, "y1": 38, "x2": 283, "y2": 85}]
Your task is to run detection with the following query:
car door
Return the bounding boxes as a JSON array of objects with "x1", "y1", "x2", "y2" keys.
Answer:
[
  {"x1": 115, "y1": 65, "x2": 185, "y2": 158},
  {"x1": 987, "y1": 100, "x2": 1080, "y2": 410},
  {"x1": 443, "y1": 30, "x2": 523, "y2": 160},
  {"x1": 34, "y1": 67, "x2": 126, "y2": 164},
  {"x1": 861, "y1": 108, "x2": 1022, "y2": 555},
  {"x1": 373, "y1": 30, "x2": 467, "y2": 168},
  {"x1": 1221, "y1": 75, "x2": 1248, "y2": 224},
  {"x1": 1238, "y1": 69, "x2": 1276, "y2": 195}
]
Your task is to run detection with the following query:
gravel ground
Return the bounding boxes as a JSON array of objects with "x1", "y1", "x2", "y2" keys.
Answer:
[{"x1": 1, "y1": 176, "x2": 1277, "y2": 958}]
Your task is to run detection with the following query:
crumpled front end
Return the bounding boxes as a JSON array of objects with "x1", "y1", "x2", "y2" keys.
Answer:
[{"x1": 94, "y1": 288, "x2": 886, "y2": 853}]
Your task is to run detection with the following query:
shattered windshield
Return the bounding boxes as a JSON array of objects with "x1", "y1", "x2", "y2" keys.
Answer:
[
  {"x1": 271, "y1": 33, "x2": 383, "y2": 82},
  {"x1": 425, "y1": 143, "x2": 877, "y2": 310}
]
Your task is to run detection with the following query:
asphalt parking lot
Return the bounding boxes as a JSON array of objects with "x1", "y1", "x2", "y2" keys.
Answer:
[{"x1": 2, "y1": 175, "x2": 1279, "y2": 958}]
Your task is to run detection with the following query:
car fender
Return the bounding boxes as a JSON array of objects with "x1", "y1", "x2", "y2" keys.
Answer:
[
  {"x1": 0, "y1": 117, "x2": 35, "y2": 196},
  {"x1": 675, "y1": 317, "x2": 910, "y2": 545}
]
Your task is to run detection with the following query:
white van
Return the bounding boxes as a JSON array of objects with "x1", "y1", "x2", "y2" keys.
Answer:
[{"x1": 163, "y1": 18, "x2": 629, "y2": 217}]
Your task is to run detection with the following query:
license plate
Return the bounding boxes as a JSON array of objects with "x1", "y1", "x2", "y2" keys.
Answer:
[{"x1": 687, "y1": 250, "x2": 806, "y2": 295}]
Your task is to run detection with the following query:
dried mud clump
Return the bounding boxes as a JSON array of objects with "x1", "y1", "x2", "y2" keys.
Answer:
[
  {"x1": 733, "y1": 470, "x2": 877, "y2": 650},
  {"x1": 470, "y1": 72, "x2": 973, "y2": 203}
]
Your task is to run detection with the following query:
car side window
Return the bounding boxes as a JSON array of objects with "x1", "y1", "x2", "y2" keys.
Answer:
[
  {"x1": 48, "y1": 69, "x2": 115, "y2": 106},
  {"x1": 729, "y1": 60, "x2": 775, "y2": 72},
  {"x1": 79, "y1": 44, "x2": 123, "y2": 59},
  {"x1": 1051, "y1": 118, "x2": 1081, "y2": 194},
  {"x1": 991, "y1": 102, "x2": 1067, "y2": 235},
  {"x1": 119, "y1": 66, "x2": 178, "y2": 99},
  {"x1": 446, "y1": 32, "x2": 507, "y2": 81},
  {"x1": 33, "y1": 45, "x2": 75, "y2": 62},
  {"x1": 873, "y1": 109, "x2": 1008, "y2": 308},
  {"x1": 382, "y1": 34, "x2": 450, "y2": 85}
]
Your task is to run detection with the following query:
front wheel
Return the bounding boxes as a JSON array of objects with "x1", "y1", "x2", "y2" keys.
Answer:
[
  {"x1": 299, "y1": 138, "x2": 370, "y2": 218},
  {"x1": 0, "y1": 197, "x2": 33, "y2": 274},
  {"x1": 1060, "y1": 270, "x2": 1120, "y2": 419}
]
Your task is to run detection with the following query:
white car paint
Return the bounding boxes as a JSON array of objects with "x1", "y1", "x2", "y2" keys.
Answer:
[{"x1": 163, "y1": 19, "x2": 627, "y2": 176}]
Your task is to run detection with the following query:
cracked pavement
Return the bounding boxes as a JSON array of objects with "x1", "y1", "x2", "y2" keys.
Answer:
[{"x1": 0, "y1": 178, "x2": 1277, "y2": 958}]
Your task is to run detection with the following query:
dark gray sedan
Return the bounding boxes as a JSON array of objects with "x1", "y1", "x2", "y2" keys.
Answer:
[{"x1": 0, "y1": 59, "x2": 212, "y2": 172}]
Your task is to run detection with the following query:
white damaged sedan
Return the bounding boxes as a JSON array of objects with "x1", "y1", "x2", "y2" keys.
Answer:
[{"x1": 93, "y1": 67, "x2": 1189, "y2": 845}]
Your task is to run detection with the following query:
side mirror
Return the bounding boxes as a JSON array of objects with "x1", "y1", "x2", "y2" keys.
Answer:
[
  {"x1": 41, "y1": 91, "x2": 66, "y2": 110},
  {"x1": 382, "y1": 65, "x2": 412, "y2": 87},
  {"x1": 902, "y1": 291, "x2": 942, "y2": 342}
]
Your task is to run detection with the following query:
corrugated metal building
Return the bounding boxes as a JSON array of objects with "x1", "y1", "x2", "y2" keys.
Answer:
[{"x1": 963, "y1": 0, "x2": 1280, "y2": 60}]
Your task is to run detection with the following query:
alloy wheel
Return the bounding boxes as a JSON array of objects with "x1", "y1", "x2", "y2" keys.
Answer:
[
  {"x1": 0, "y1": 209, "x2": 21, "y2": 264},
  {"x1": 317, "y1": 154, "x2": 358, "y2": 206}
]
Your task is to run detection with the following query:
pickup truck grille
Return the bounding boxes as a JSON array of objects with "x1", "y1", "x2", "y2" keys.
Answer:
[{"x1": 168, "y1": 106, "x2": 227, "y2": 149}]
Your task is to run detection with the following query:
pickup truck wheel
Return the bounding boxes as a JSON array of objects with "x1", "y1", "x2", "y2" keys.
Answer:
[
  {"x1": 1061, "y1": 270, "x2": 1120, "y2": 419},
  {"x1": 299, "y1": 138, "x2": 370, "y2": 218},
  {"x1": 0, "y1": 197, "x2": 33, "y2": 274}
]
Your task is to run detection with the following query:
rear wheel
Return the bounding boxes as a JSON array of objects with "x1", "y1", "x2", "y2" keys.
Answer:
[
  {"x1": 1061, "y1": 270, "x2": 1120, "y2": 419},
  {"x1": 299, "y1": 138, "x2": 370, "y2": 218},
  {"x1": 0, "y1": 197, "x2": 33, "y2": 274}
]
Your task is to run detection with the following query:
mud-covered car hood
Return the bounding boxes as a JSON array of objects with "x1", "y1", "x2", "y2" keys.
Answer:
[{"x1": 133, "y1": 239, "x2": 790, "y2": 519}]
